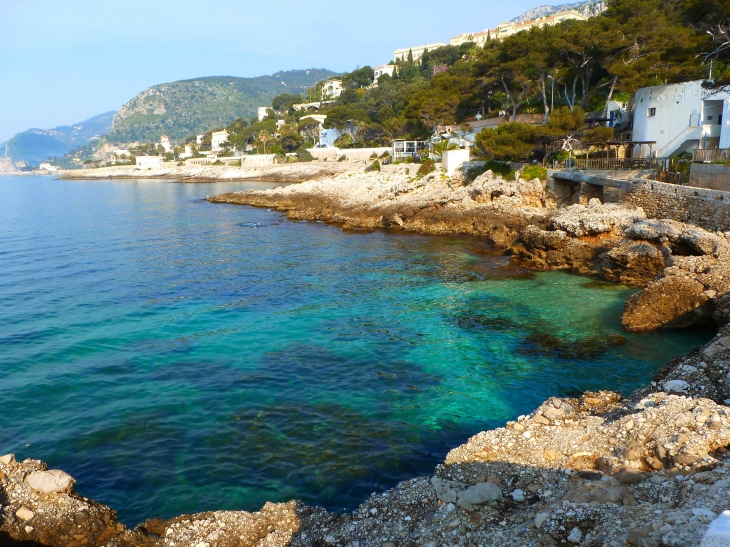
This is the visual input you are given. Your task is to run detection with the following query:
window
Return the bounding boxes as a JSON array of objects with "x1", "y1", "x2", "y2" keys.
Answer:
[
  {"x1": 708, "y1": 116, "x2": 714, "y2": 121},
  {"x1": 648, "y1": 108, "x2": 656, "y2": 116}
]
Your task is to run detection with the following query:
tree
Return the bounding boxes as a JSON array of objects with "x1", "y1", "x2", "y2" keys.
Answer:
[
  {"x1": 272, "y1": 94, "x2": 303, "y2": 113},
  {"x1": 475, "y1": 123, "x2": 538, "y2": 161},
  {"x1": 432, "y1": 139, "x2": 459, "y2": 158}
]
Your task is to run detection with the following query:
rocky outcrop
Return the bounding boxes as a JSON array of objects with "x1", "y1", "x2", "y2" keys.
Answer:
[
  {"x1": 513, "y1": 202, "x2": 730, "y2": 331},
  {"x1": 4, "y1": 329, "x2": 730, "y2": 547},
  {"x1": 210, "y1": 170, "x2": 549, "y2": 247}
]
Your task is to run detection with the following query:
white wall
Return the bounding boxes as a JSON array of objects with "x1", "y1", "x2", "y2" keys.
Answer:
[
  {"x1": 135, "y1": 156, "x2": 163, "y2": 168},
  {"x1": 632, "y1": 81, "x2": 730, "y2": 157},
  {"x1": 442, "y1": 149, "x2": 470, "y2": 176}
]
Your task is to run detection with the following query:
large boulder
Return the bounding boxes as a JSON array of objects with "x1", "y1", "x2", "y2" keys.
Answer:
[{"x1": 623, "y1": 276, "x2": 710, "y2": 331}]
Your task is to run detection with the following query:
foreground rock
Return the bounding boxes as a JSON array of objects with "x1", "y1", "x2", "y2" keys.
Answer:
[{"x1": 4, "y1": 329, "x2": 730, "y2": 546}]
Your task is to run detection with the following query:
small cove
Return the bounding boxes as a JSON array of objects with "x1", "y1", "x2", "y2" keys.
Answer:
[{"x1": 0, "y1": 175, "x2": 713, "y2": 525}]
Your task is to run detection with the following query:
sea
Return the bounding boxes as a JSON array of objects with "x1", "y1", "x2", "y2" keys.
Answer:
[{"x1": 0, "y1": 175, "x2": 712, "y2": 525}]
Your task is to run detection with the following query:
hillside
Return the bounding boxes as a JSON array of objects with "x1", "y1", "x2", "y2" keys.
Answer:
[
  {"x1": 1, "y1": 111, "x2": 115, "y2": 167},
  {"x1": 106, "y1": 69, "x2": 336, "y2": 144},
  {"x1": 511, "y1": 0, "x2": 606, "y2": 22}
]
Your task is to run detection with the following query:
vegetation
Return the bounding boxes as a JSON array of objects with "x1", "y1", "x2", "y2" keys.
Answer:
[
  {"x1": 105, "y1": 69, "x2": 337, "y2": 144},
  {"x1": 521, "y1": 164, "x2": 549, "y2": 181},
  {"x1": 416, "y1": 159, "x2": 436, "y2": 178},
  {"x1": 207, "y1": 0, "x2": 714, "y2": 163}
]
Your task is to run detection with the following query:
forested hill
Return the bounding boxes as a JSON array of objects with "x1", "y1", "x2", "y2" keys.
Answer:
[
  {"x1": 106, "y1": 69, "x2": 336, "y2": 144},
  {"x1": 1, "y1": 111, "x2": 116, "y2": 166}
]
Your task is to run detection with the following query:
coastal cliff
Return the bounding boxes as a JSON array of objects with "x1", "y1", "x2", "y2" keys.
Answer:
[{"x1": 3, "y1": 328, "x2": 730, "y2": 546}]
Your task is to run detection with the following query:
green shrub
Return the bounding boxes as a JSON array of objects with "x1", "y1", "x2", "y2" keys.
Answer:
[
  {"x1": 296, "y1": 147, "x2": 314, "y2": 162},
  {"x1": 520, "y1": 164, "x2": 548, "y2": 181},
  {"x1": 337, "y1": 155, "x2": 347, "y2": 162},
  {"x1": 369, "y1": 159, "x2": 381, "y2": 172},
  {"x1": 370, "y1": 152, "x2": 378, "y2": 159},
  {"x1": 416, "y1": 159, "x2": 436, "y2": 178},
  {"x1": 380, "y1": 151, "x2": 391, "y2": 159}
]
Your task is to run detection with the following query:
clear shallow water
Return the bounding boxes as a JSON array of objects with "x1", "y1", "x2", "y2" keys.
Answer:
[{"x1": 0, "y1": 175, "x2": 711, "y2": 525}]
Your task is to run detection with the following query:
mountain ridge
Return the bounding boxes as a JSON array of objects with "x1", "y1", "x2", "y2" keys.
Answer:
[
  {"x1": 510, "y1": 0, "x2": 606, "y2": 23},
  {"x1": 1, "y1": 111, "x2": 116, "y2": 167},
  {"x1": 106, "y1": 69, "x2": 337, "y2": 144}
]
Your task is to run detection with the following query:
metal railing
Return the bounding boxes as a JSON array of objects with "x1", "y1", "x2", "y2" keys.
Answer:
[
  {"x1": 574, "y1": 158, "x2": 662, "y2": 170},
  {"x1": 693, "y1": 149, "x2": 730, "y2": 163}
]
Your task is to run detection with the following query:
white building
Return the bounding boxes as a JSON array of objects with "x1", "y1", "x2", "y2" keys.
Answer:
[
  {"x1": 321, "y1": 79, "x2": 343, "y2": 100},
  {"x1": 136, "y1": 156, "x2": 163, "y2": 168},
  {"x1": 179, "y1": 144, "x2": 194, "y2": 159},
  {"x1": 196, "y1": 135, "x2": 203, "y2": 145},
  {"x1": 394, "y1": 43, "x2": 448, "y2": 62},
  {"x1": 632, "y1": 81, "x2": 730, "y2": 158},
  {"x1": 374, "y1": 64, "x2": 396, "y2": 80},
  {"x1": 211, "y1": 130, "x2": 229, "y2": 152},
  {"x1": 160, "y1": 135, "x2": 172, "y2": 153},
  {"x1": 257, "y1": 106, "x2": 270, "y2": 121},
  {"x1": 39, "y1": 162, "x2": 59, "y2": 172},
  {"x1": 450, "y1": 9, "x2": 590, "y2": 47}
]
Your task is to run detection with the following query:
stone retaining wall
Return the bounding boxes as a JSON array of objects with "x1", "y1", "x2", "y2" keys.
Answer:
[{"x1": 617, "y1": 179, "x2": 730, "y2": 231}]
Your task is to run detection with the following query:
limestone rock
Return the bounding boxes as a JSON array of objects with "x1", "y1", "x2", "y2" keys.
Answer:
[
  {"x1": 26, "y1": 469, "x2": 75, "y2": 494},
  {"x1": 457, "y1": 482, "x2": 502, "y2": 505},
  {"x1": 623, "y1": 276, "x2": 710, "y2": 331},
  {"x1": 15, "y1": 507, "x2": 34, "y2": 521}
]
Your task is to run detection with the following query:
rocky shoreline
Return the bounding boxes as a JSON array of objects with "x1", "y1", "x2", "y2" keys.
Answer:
[
  {"x1": 4, "y1": 169, "x2": 730, "y2": 546},
  {"x1": 209, "y1": 169, "x2": 730, "y2": 333},
  {"x1": 57, "y1": 163, "x2": 359, "y2": 183},
  {"x1": 3, "y1": 328, "x2": 730, "y2": 547}
]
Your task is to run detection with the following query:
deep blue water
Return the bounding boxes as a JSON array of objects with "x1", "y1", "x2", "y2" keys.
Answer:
[{"x1": 0, "y1": 175, "x2": 711, "y2": 525}]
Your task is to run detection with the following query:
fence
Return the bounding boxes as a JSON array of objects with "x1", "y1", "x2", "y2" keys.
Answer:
[
  {"x1": 693, "y1": 149, "x2": 730, "y2": 163},
  {"x1": 574, "y1": 158, "x2": 662, "y2": 170}
]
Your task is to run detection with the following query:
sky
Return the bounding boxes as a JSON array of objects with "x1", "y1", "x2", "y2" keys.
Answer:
[{"x1": 0, "y1": 0, "x2": 551, "y2": 143}]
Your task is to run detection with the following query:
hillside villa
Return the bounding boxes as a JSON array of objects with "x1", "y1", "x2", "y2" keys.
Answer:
[
  {"x1": 393, "y1": 43, "x2": 447, "y2": 63},
  {"x1": 321, "y1": 79, "x2": 343, "y2": 100},
  {"x1": 211, "y1": 130, "x2": 229, "y2": 152},
  {"x1": 450, "y1": 9, "x2": 589, "y2": 47},
  {"x1": 631, "y1": 81, "x2": 730, "y2": 158}
]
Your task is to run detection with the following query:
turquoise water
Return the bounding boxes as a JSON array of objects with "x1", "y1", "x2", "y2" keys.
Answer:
[{"x1": 0, "y1": 175, "x2": 711, "y2": 525}]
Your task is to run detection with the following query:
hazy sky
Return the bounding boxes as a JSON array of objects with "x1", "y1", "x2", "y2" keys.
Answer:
[{"x1": 0, "y1": 0, "x2": 548, "y2": 142}]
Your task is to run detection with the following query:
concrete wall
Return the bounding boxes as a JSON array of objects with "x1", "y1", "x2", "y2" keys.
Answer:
[
  {"x1": 689, "y1": 163, "x2": 730, "y2": 191},
  {"x1": 241, "y1": 155, "x2": 276, "y2": 168},
  {"x1": 442, "y1": 149, "x2": 470, "y2": 176},
  {"x1": 307, "y1": 147, "x2": 390, "y2": 163}
]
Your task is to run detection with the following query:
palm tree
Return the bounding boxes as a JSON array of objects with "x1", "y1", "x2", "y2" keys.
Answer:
[{"x1": 432, "y1": 139, "x2": 459, "y2": 160}]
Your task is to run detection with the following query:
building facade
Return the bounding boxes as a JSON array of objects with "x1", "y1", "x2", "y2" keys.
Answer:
[
  {"x1": 450, "y1": 9, "x2": 589, "y2": 48},
  {"x1": 211, "y1": 130, "x2": 229, "y2": 152},
  {"x1": 632, "y1": 81, "x2": 730, "y2": 158},
  {"x1": 257, "y1": 106, "x2": 270, "y2": 121},
  {"x1": 321, "y1": 79, "x2": 343, "y2": 100},
  {"x1": 393, "y1": 43, "x2": 448, "y2": 63},
  {"x1": 374, "y1": 64, "x2": 396, "y2": 80},
  {"x1": 160, "y1": 135, "x2": 172, "y2": 153}
]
